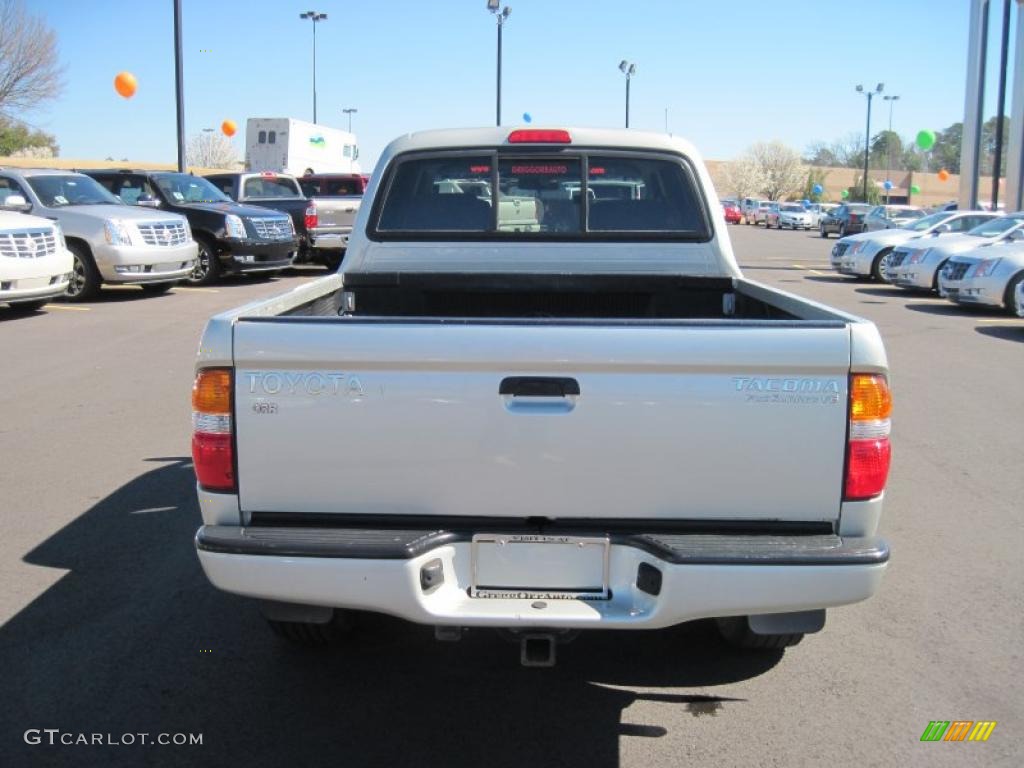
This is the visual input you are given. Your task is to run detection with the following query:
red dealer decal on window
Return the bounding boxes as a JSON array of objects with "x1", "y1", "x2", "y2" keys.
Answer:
[
  {"x1": 469, "y1": 165, "x2": 491, "y2": 174},
  {"x1": 510, "y1": 164, "x2": 568, "y2": 175}
]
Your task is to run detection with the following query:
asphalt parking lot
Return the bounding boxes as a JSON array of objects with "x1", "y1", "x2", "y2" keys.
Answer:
[{"x1": 1, "y1": 228, "x2": 1021, "y2": 768}]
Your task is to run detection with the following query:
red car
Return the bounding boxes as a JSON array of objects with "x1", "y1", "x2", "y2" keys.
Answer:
[{"x1": 721, "y1": 201, "x2": 742, "y2": 224}]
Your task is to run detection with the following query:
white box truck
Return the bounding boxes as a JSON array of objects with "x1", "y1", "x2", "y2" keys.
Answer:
[{"x1": 245, "y1": 118, "x2": 361, "y2": 176}]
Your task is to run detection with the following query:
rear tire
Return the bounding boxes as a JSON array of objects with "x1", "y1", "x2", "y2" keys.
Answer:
[
  {"x1": 322, "y1": 250, "x2": 343, "y2": 271},
  {"x1": 266, "y1": 610, "x2": 353, "y2": 646},
  {"x1": 65, "y1": 243, "x2": 102, "y2": 302},
  {"x1": 716, "y1": 616, "x2": 804, "y2": 651}
]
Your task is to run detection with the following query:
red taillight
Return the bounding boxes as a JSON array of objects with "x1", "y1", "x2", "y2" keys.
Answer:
[
  {"x1": 845, "y1": 440, "x2": 891, "y2": 499},
  {"x1": 507, "y1": 129, "x2": 572, "y2": 144},
  {"x1": 844, "y1": 374, "x2": 892, "y2": 501},
  {"x1": 192, "y1": 432, "x2": 235, "y2": 491},
  {"x1": 192, "y1": 367, "x2": 235, "y2": 493},
  {"x1": 305, "y1": 202, "x2": 317, "y2": 230}
]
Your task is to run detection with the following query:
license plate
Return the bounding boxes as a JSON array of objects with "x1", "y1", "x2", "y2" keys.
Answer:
[
  {"x1": 16, "y1": 277, "x2": 51, "y2": 289},
  {"x1": 470, "y1": 534, "x2": 610, "y2": 600}
]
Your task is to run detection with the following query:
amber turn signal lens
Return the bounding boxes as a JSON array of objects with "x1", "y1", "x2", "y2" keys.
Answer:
[
  {"x1": 192, "y1": 368, "x2": 232, "y2": 414},
  {"x1": 850, "y1": 374, "x2": 892, "y2": 422}
]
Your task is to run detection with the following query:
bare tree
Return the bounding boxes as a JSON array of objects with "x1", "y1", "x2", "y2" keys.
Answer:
[
  {"x1": 185, "y1": 132, "x2": 239, "y2": 169},
  {"x1": 747, "y1": 141, "x2": 805, "y2": 201},
  {"x1": 0, "y1": 0, "x2": 64, "y2": 117},
  {"x1": 721, "y1": 155, "x2": 765, "y2": 200}
]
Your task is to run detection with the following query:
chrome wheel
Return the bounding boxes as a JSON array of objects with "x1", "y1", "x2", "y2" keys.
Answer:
[
  {"x1": 63, "y1": 245, "x2": 101, "y2": 301},
  {"x1": 188, "y1": 240, "x2": 220, "y2": 285},
  {"x1": 189, "y1": 247, "x2": 211, "y2": 283},
  {"x1": 66, "y1": 254, "x2": 87, "y2": 298}
]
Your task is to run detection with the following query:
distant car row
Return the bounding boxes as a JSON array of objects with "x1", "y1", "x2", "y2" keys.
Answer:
[
  {"x1": 721, "y1": 197, "x2": 930, "y2": 238},
  {"x1": 829, "y1": 209, "x2": 1024, "y2": 316},
  {"x1": 0, "y1": 167, "x2": 365, "y2": 310}
]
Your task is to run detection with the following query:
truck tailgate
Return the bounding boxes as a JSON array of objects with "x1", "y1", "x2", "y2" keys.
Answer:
[
  {"x1": 312, "y1": 196, "x2": 360, "y2": 228},
  {"x1": 233, "y1": 320, "x2": 851, "y2": 523}
]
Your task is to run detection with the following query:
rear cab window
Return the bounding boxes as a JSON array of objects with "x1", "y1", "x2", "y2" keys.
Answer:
[
  {"x1": 242, "y1": 176, "x2": 303, "y2": 199},
  {"x1": 373, "y1": 150, "x2": 710, "y2": 240}
]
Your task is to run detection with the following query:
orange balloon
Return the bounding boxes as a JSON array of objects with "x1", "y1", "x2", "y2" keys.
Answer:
[
  {"x1": 114, "y1": 71, "x2": 137, "y2": 99},
  {"x1": 938, "y1": 169, "x2": 950, "y2": 182},
  {"x1": 221, "y1": 120, "x2": 237, "y2": 137}
]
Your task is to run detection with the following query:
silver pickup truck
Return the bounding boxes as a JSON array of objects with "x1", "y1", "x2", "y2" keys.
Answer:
[{"x1": 191, "y1": 128, "x2": 892, "y2": 665}]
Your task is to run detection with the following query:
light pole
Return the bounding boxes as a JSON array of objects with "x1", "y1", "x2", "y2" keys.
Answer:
[
  {"x1": 299, "y1": 11, "x2": 328, "y2": 124},
  {"x1": 487, "y1": 1, "x2": 510, "y2": 126},
  {"x1": 856, "y1": 82, "x2": 884, "y2": 201},
  {"x1": 343, "y1": 108, "x2": 357, "y2": 133},
  {"x1": 883, "y1": 94, "x2": 900, "y2": 203},
  {"x1": 173, "y1": 0, "x2": 185, "y2": 172},
  {"x1": 619, "y1": 60, "x2": 636, "y2": 128}
]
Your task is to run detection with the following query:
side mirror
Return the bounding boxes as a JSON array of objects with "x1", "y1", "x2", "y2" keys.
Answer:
[
  {"x1": 934, "y1": 223, "x2": 952, "y2": 234},
  {"x1": 1, "y1": 194, "x2": 31, "y2": 213},
  {"x1": 136, "y1": 194, "x2": 161, "y2": 208}
]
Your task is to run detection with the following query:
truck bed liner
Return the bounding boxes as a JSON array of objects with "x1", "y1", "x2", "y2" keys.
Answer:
[{"x1": 282, "y1": 272, "x2": 801, "y2": 321}]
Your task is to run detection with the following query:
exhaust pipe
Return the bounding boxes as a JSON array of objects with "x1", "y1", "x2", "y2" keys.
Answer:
[{"x1": 520, "y1": 633, "x2": 557, "y2": 667}]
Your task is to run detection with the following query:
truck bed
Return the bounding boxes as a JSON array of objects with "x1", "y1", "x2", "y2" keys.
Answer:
[{"x1": 214, "y1": 272, "x2": 875, "y2": 525}]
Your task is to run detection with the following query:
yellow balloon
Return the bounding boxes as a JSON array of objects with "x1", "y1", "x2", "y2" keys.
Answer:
[
  {"x1": 221, "y1": 120, "x2": 237, "y2": 137},
  {"x1": 114, "y1": 71, "x2": 137, "y2": 99}
]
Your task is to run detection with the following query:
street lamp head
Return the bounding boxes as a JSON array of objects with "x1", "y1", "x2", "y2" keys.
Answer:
[
  {"x1": 629, "y1": 63, "x2": 636, "y2": 76},
  {"x1": 855, "y1": 84, "x2": 864, "y2": 93},
  {"x1": 876, "y1": 82, "x2": 884, "y2": 93},
  {"x1": 619, "y1": 60, "x2": 628, "y2": 72},
  {"x1": 300, "y1": 11, "x2": 326, "y2": 21},
  {"x1": 487, "y1": 0, "x2": 499, "y2": 9},
  {"x1": 502, "y1": 6, "x2": 510, "y2": 18}
]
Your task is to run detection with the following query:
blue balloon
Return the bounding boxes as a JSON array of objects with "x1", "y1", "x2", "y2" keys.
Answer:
[
  {"x1": 812, "y1": 183, "x2": 823, "y2": 195},
  {"x1": 883, "y1": 180, "x2": 893, "y2": 191},
  {"x1": 802, "y1": 199, "x2": 810, "y2": 206},
  {"x1": 522, "y1": 113, "x2": 532, "y2": 123}
]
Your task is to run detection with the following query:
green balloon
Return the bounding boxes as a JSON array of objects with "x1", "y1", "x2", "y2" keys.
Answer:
[
  {"x1": 910, "y1": 184, "x2": 921, "y2": 195},
  {"x1": 916, "y1": 130, "x2": 936, "y2": 151},
  {"x1": 841, "y1": 189, "x2": 849, "y2": 199}
]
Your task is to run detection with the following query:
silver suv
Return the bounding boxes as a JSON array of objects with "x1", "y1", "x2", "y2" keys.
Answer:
[{"x1": 0, "y1": 169, "x2": 197, "y2": 301}]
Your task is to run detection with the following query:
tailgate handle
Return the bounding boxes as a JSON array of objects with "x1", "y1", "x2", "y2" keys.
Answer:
[{"x1": 500, "y1": 377, "x2": 580, "y2": 397}]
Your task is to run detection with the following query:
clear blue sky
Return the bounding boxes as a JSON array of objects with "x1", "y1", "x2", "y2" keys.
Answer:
[{"x1": 18, "y1": 0, "x2": 1018, "y2": 171}]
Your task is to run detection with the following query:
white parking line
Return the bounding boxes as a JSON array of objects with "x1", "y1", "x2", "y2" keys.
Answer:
[
  {"x1": 172, "y1": 287, "x2": 220, "y2": 294},
  {"x1": 975, "y1": 317, "x2": 1021, "y2": 323},
  {"x1": 45, "y1": 304, "x2": 91, "y2": 311}
]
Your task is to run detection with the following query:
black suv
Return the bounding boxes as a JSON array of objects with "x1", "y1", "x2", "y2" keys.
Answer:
[
  {"x1": 83, "y1": 170, "x2": 298, "y2": 284},
  {"x1": 819, "y1": 203, "x2": 872, "y2": 238}
]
